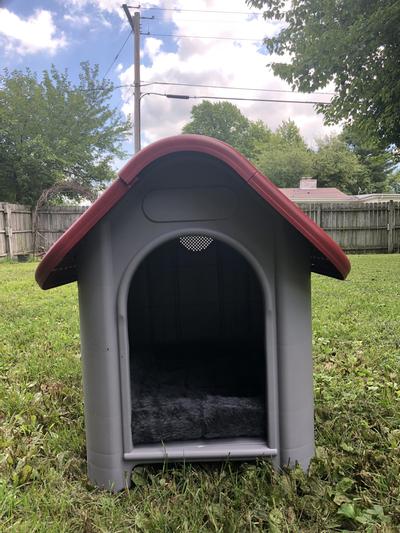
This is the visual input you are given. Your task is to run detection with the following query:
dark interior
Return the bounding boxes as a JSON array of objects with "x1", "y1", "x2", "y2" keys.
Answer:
[{"x1": 128, "y1": 236, "x2": 266, "y2": 444}]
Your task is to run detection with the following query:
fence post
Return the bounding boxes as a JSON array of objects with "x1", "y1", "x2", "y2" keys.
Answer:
[
  {"x1": 4, "y1": 203, "x2": 14, "y2": 259},
  {"x1": 32, "y1": 207, "x2": 38, "y2": 257},
  {"x1": 387, "y1": 200, "x2": 394, "y2": 253}
]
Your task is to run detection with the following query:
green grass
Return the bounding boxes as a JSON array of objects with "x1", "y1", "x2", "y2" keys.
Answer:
[{"x1": 0, "y1": 255, "x2": 399, "y2": 532}]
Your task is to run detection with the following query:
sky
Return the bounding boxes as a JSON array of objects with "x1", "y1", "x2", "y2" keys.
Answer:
[{"x1": 0, "y1": 0, "x2": 340, "y2": 166}]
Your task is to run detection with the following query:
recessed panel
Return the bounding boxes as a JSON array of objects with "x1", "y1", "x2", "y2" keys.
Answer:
[{"x1": 142, "y1": 187, "x2": 237, "y2": 222}]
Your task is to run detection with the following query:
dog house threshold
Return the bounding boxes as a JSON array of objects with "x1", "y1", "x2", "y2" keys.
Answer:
[{"x1": 124, "y1": 438, "x2": 277, "y2": 462}]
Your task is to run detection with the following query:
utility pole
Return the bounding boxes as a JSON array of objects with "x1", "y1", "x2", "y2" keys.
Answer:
[{"x1": 122, "y1": 5, "x2": 141, "y2": 153}]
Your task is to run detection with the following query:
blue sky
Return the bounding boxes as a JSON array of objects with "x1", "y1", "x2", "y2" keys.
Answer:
[
  {"x1": 1, "y1": 1, "x2": 135, "y2": 118},
  {"x1": 0, "y1": 0, "x2": 338, "y2": 166}
]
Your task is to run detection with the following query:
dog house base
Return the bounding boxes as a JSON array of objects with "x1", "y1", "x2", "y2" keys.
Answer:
[
  {"x1": 87, "y1": 461, "x2": 133, "y2": 493},
  {"x1": 86, "y1": 435, "x2": 314, "y2": 492}
]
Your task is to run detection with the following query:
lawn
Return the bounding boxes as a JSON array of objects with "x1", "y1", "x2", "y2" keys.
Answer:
[{"x1": 0, "y1": 255, "x2": 399, "y2": 532}]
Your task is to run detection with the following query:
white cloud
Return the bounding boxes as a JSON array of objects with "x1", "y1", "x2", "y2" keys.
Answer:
[
  {"x1": 64, "y1": 13, "x2": 90, "y2": 26},
  {"x1": 99, "y1": 13, "x2": 113, "y2": 27},
  {"x1": 63, "y1": 3, "x2": 114, "y2": 30},
  {"x1": 115, "y1": 0, "x2": 340, "y2": 147},
  {"x1": 144, "y1": 38, "x2": 163, "y2": 60},
  {"x1": 0, "y1": 8, "x2": 67, "y2": 55},
  {"x1": 63, "y1": 0, "x2": 122, "y2": 14}
]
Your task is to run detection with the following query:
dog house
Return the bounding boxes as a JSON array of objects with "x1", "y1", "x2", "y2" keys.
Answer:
[{"x1": 36, "y1": 134, "x2": 350, "y2": 491}]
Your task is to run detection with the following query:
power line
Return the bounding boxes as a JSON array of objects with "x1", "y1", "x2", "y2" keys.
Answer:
[
  {"x1": 143, "y1": 92, "x2": 331, "y2": 106},
  {"x1": 140, "y1": 80, "x2": 336, "y2": 96},
  {"x1": 78, "y1": 82, "x2": 335, "y2": 99},
  {"x1": 103, "y1": 29, "x2": 132, "y2": 79},
  {"x1": 132, "y1": 6, "x2": 263, "y2": 16},
  {"x1": 142, "y1": 31, "x2": 263, "y2": 42},
  {"x1": 150, "y1": 17, "x2": 255, "y2": 24},
  {"x1": 75, "y1": 82, "x2": 336, "y2": 100}
]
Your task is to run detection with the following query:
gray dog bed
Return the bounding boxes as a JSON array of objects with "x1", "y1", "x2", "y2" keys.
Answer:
[{"x1": 130, "y1": 343, "x2": 266, "y2": 444}]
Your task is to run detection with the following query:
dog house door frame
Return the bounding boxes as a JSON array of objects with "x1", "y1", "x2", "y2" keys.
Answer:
[{"x1": 117, "y1": 229, "x2": 280, "y2": 465}]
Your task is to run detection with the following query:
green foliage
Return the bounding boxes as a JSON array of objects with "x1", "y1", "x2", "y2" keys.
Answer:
[
  {"x1": 388, "y1": 170, "x2": 400, "y2": 193},
  {"x1": 183, "y1": 102, "x2": 314, "y2": 187},
  {"x1": 312, "y1": 136, "x2": 368, "y2": 194},
  {"x1": 183, "y1": 102, "x2": 394, "y2": 191},
  {"x1": 0, "y1": 256, "x2": 399, "y2": 530},
  {"x1": 276, "y1": 119, "x2": 306, "y2": 148},
  {"x1": 313, "y1": 126, "x2": 397, "y2": 194},
  {"x1": 247, "y1": 0, "x2": 400, "y2": 151},
  {"x1": 253, "y1": 119, "x2": 313, "y2": 187},
  {"x1": 183, "y1": 100, "x2": 396, "y2": 191},
  {"x1": 182, "y1": 100, "x2": 271, "y2": 159},
  {"x1": 341, "y1": 125, "x2": 396, "y2": 192},
  {"x1": 0, "y1": 63, "x2": 130, "y2": 205}
]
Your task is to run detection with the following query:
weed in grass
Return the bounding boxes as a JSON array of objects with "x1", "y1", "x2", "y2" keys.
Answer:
[{"x1": 0, "y1": 256, "x2": 399, "y2": 531}]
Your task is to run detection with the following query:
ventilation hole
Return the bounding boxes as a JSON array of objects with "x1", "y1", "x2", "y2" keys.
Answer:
[{"x1": 180, "y1": 235, "x2": 214, "y2": 252}]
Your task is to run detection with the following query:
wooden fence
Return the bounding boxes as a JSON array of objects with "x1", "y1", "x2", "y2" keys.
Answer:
[
  {"x1": 0, "y1": 201, "x2": 399, "y2": 259},
  {"x1": 0, "y1": 203, "x2": 86, "y2": 258},
  {"x1": 298, "y1": 201, "x2": 400, "y2": 254}
]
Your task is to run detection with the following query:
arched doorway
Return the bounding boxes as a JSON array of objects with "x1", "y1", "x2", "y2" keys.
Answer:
[{"x1": 127, "y1": 235, "x2": 266, "y2": 445}]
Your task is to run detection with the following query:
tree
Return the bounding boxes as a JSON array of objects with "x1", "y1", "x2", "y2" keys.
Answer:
[
  {"x1": 182, "y1": 102, "x2": 392, "y2": 193},
  {"x1": 312, "y1": 136, "x2": 368, "y2": 194},
  {"x1": 387, "y1": 169, "x2": 400, "y2": 193},
  {"x1": 0, "y1": 63, "x2": 130, "y2": 205},
  {"x1": 340, "y1": 125, "x2": 395, "y2": 192},
  {"x1": 276, "y1": 119, "x2": 307, "y2": 148},
  {"x1": 246, "y1": 0, "x2": 400, "y2": 152},
  {"x1": 253, "y1": 119, "x2": 313, "y2": 187},
  {"x1": 182, "y1": 103, "x2": 312, "y2": 186},
  {"x1": 182, "y1": 101, "x2": 271, "y2": 159},
  {"x1": 256, "y1": 119, "x2": 392, "y2": 193}
]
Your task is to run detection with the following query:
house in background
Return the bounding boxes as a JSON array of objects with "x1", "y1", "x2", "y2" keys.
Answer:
[
  {"x1": 354, "y1": 193, "x2": 400, "y2": 203},
  {"x1": 280, "y1": 178, "x2": 353, "y2": 203}
]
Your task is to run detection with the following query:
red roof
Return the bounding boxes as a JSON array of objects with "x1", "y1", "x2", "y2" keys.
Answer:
[
  {"x1": 35, "y1": 135, "x2": 350, "y2": 289},
  {"x1": 281, "y1": 187, "x2": 352, "y2": 202}
]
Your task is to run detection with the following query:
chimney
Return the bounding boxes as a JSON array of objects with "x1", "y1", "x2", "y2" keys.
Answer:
[{"x1": 299, "y1": 177, "x2": 317, "y2": 189}]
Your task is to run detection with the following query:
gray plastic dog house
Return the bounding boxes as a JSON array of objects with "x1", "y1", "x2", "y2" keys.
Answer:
[{"x1": 36, "y1": 134, "x2": 350, "y2": 491}]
